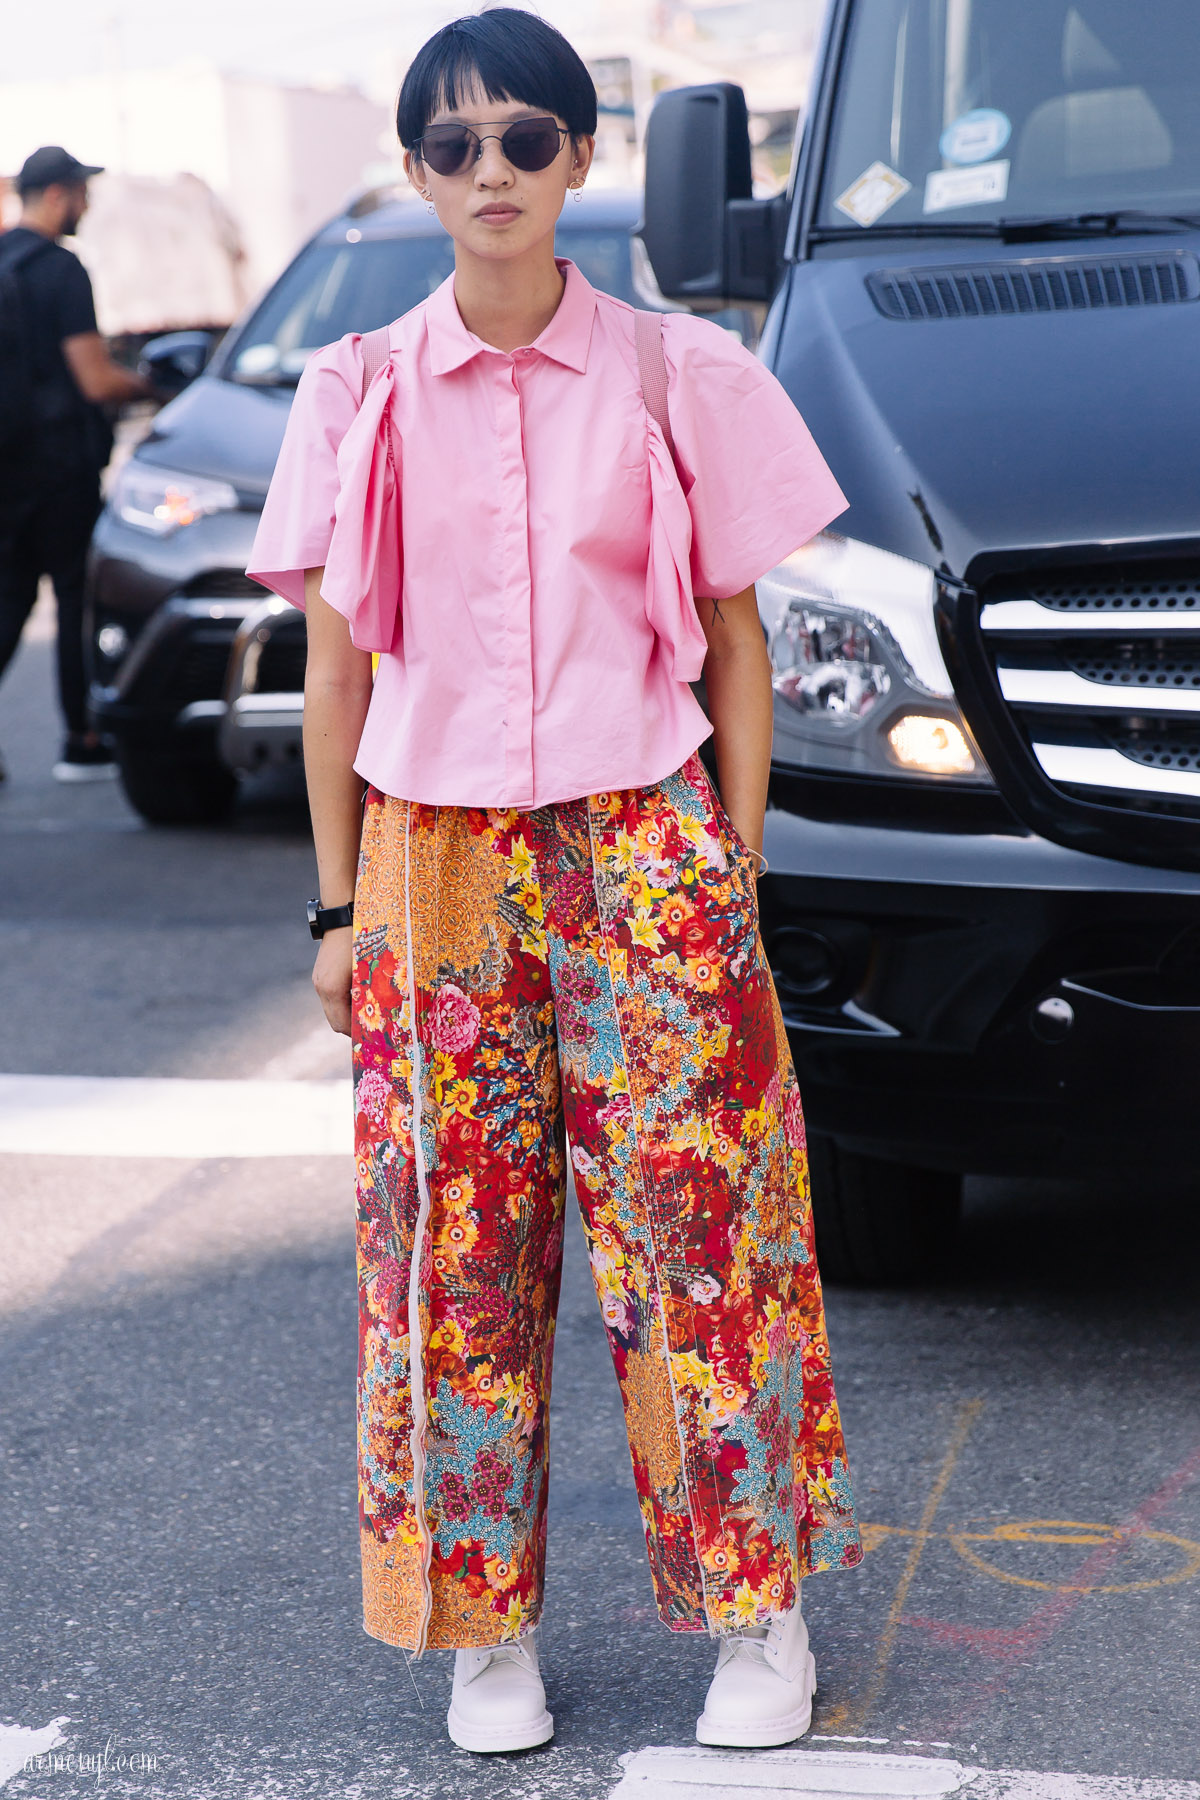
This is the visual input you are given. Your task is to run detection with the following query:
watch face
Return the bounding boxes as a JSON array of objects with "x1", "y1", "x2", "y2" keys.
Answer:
[{"x1": 307, "y1": 898, "x2": 321, "y2": 938}]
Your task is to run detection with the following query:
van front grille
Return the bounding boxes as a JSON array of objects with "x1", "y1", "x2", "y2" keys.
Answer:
[
  {"x1": 867, "y1": 254, "x2": 1200, "y2": 322},
  {"x1": 977, "y1": 560, "x2": 1200, "y2": 820},
  {"x1": 1103, "y1": 725, "x2": 1200, "y2": 773}
]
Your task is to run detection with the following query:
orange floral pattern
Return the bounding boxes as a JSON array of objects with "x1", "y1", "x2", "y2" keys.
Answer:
[{"x1": 351, "y1": 752, "x2": 861, "y2": 1652}]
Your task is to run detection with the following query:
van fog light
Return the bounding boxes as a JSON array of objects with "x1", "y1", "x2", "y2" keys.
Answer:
[
  {"x1": 886, "y1": 714, "x2": 977, "y2": 776},
  {"x1": 771, "y1": 928, "x2": 843, "y2": 998}
]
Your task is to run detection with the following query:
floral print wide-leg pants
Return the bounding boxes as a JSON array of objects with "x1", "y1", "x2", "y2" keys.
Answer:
[{"x1": 350, "y1": 750, "x2": 862, "y2": 1654}]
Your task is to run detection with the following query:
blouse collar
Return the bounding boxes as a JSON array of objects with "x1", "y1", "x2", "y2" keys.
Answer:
[{"x1": 426, "y1": 256, "x2": 597, "y2": 375}]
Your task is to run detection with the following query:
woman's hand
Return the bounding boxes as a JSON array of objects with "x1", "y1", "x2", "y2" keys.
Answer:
[
  {"x1": 313, "y1": 926, "x2": 355, "y2": 1036},
  {"x1": 302, "y1": 565, "x2": 373, "y2": 1035},
  {"x1": 694, "y1": 584, "x2": 772, "y2": 858}
]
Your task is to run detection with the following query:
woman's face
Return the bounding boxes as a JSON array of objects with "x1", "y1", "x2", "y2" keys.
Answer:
[{"x1": 404, "y1": 78, "x2": 594, "y2": 260}]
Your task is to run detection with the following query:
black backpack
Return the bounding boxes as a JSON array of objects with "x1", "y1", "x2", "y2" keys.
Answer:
[{"x1": 0, "y1": 233, "x2": 56, "y2": 460}]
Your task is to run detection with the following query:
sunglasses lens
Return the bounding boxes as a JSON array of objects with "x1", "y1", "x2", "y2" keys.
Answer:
[
  {"x1": 420, "y1": 127, "x2": 474, "y2": 176},
  {"x1": 502, "y1": 120, "x2": 563, "y2": 172}
]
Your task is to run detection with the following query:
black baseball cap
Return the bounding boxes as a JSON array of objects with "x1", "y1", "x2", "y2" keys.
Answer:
[{"x1": 15, "y1": 145, "x2": 104, "y2": 194}]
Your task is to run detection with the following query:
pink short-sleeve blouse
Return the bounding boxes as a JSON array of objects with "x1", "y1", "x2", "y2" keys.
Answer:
[{"x1": 246, "y1": 257, "x2": 846, "y2": 809}]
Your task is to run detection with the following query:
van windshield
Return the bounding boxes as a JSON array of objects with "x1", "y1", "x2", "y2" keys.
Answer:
[
  {"x1": 817, "y1": 0, "x2": 1200, "y2": 233},
  {"x1": 225, "y1": 227, "x2": 642, "y2": 386}
]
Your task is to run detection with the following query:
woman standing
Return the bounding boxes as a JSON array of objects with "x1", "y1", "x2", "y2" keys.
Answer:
[{"x1": 248, "y1": 9, "x2": 862, "y2": 1758}]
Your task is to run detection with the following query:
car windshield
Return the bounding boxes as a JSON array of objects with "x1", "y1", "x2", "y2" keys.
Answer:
[
  {"x1": 225, "y1": 226, "x2": 647, "y2": 386},
  {"x1": 817, "y1": 0, "x2": 1200, "y2": 233}
]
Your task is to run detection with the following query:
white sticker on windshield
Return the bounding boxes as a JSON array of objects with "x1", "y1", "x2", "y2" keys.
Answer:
[
  {"x1": 939, "y1": 108, "x2": 1012, "y2": 166},
  {"x1": 835, "y1": 161, "x2": 912, "y2": 228},
  {"x1": 924, "y1": 159, "x2": 1010, "y2": 214}
]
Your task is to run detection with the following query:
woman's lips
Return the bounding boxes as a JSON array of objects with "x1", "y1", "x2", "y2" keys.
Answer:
[{"x1": 476, "y1": 206, "x2": 521, "y2": 225}]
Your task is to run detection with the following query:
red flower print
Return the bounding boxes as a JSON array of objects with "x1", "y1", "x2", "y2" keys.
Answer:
[
  {"x1": 356, "y1": 1067, "x2": 391, "y2": 1126},
  {"x1": 598, "y1": 1092, "x2": 633, "y2": 1132},
  {"x1": 430, "y1": 983, "x2": 482, "y2": 1055},
  {"x1": 784, "y1": 1088, "x2": 806, "y2": 1150},
  {"x1": 472, "y1": 1448, "x2": 513, "y2": 1518},
  {"x1": 441, "y1": 1472, "x2": 472, "y2": 1523}
]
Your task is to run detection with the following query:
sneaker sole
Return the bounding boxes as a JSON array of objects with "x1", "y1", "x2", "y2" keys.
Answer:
[
  {"x1": 446, "y1": 1703, "x2": 554, "y2": 1754},
  {"x1": 694, "y1": 1651, "x2": 816, "y2": 1748},
  {"x1": 52, "y1": 763, "x2": 119, "y2": 784}
]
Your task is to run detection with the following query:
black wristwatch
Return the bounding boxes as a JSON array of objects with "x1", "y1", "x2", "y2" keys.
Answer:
[{"x1": 307, "y1": 897, "x2": 354, "y2": 939}]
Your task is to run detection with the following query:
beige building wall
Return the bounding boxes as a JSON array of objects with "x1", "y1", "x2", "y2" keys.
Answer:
[{"x1": 0, "y1": 66, "x2": 391, "y2": 313}]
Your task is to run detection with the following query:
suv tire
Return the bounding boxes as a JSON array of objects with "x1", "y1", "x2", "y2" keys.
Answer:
[
  {"x1": 118, "y1": 746, "x2": 237, "y2": 825},
  {"x1": 807, "y1": 1132, "x2": 962, "y2": 1286}
]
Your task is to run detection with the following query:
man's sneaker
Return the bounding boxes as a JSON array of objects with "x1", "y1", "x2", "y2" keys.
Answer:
[
  {"x1": 52, "y1": 738, "x2": 118, "y2": 783},
  {"x1": 446, "y1": 1628, "x2": 553, "y2": 1753},
  {"x1": 696, "y1": 1596, "x2": 816, "y2": 1748}
]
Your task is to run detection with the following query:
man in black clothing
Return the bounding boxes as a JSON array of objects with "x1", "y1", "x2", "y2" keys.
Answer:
[{"x1": 0, "y1": 145, "x2": 152, "y2": 782}]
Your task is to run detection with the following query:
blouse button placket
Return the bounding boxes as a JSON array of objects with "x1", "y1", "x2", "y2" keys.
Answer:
[{"x1": 496, "y1": 352, "x2": 535, "y2": 810}]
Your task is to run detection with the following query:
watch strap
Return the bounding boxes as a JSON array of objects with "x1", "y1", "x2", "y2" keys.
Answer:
[{"x1": 307, "y1": 897, "x2": 354, "y2": 939}]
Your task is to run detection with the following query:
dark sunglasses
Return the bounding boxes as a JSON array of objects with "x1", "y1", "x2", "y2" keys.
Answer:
[{"x1": 416, "y1": 115, "x2": 570, "y2": 178}]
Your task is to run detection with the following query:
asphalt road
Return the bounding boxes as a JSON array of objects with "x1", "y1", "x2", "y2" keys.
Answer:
[{"x1": 1, "y1": 626, "x2": 1198, "y2": 1799}]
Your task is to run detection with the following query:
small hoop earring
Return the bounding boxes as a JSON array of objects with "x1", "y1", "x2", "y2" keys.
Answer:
[
  {"x1": 422, "y1": 190, "x2": 436, "y2": 214},
  {"x1": 570, "y1": 184, "x2": 583, "y2": 204}
]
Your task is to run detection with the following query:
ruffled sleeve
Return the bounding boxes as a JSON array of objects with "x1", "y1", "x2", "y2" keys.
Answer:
[
  {"x1": 644, "y1": 418, "x2": 710, "y2": 683},
  {"x1": 660, "y1": 312, "x2": 848, "y2": 600},
  {"x1": 246, "y1": 332, "x2": 402, "y2": 654},
  {"x1": 320, "y1": 357, "x2": 401, "y2": 653}
]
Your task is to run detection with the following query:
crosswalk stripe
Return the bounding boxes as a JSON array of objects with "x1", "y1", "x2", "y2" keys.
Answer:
[
  {"x1": 609, "y1": 1750, "x2": 1200, "y2": 1800},
  {"x1": 0, "y1": 1074, "x2": 352, "y2": 1158}
]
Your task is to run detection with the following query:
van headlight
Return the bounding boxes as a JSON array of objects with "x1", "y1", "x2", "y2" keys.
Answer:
[
  {"x1": 112, "y1": 461, "x2": 239, "y2": 536},
  {"x1": 758, "y1": 533, "x2": 991, "y2": 783}
]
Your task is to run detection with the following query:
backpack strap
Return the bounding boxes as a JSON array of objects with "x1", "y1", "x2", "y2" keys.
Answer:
[
  {"x1": 359, "y1": 323, "x2": 392, "y2": 402},
  {"x1": 634, "y1": 307, "x2": 678, "y2": 473}
]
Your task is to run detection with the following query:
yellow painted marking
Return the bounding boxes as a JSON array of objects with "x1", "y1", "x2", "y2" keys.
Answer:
[
  {"x1": 947, "y1": 1519, "x2": 1200, "y2": 1594},
  {"x1": 829, "y1": 1397, "x2": 984, "y2": 1732},
  {"x1": 854, "y1": 1516, "x2": 1200, "y2": 1595}
]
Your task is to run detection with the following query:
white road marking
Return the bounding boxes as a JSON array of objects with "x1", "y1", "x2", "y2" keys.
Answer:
[
  {"x1": 259, "y1": 1021, "x2": 351, "y2": 1081},
  {"x1": 609, "y1": 1750, "x2": 1200, "y2": 1800},
  {"x1": 0, "y1": 1075, "x2": 352, "y2": 1158},
  {"x1": 0, "y1": 1717, "x2": 69, "y2": 1785}
]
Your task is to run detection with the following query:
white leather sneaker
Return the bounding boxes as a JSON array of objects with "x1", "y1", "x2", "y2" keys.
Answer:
[
  {"x1": 695, "y1": 1598, "x2": 816, "y2": 1747},
  {"x1": 445, "y1": 1628, "x2": 554, "y2": 1753}
]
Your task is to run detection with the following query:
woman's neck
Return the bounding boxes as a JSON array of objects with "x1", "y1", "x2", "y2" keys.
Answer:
[{"x1": 450, "y1": 243, "x2": 567, "y2": 354}]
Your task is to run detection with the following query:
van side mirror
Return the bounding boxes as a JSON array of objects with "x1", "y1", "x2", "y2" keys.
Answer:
[{"x1": 638, "y1": 83, "x2": 786, "y2": 305}]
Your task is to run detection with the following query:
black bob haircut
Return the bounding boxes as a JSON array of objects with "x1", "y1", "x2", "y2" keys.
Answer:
[{"x1": 396, "y1": 9, "x2": 598, "y2": 150}]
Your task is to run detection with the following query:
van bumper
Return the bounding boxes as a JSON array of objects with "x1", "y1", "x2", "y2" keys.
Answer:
[{"x1": 760, "y1": 790, "x2": 1200, "y2": 1176}]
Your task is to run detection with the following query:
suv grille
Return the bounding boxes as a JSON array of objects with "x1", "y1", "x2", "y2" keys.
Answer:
[
  {"x1": 256, "y1": 628, "x2": 307, "y2": 694},
  {"x1": 867, "y1": 254, "x2": 1200, "y2": 321},
  {"x1": 161, "y1": 630, "x2": 238, "y2": 710},
  {"x1": 977, "y1": 561, "x2": 1200, "y2": 817},
  {"x1": 181, "y1": 569, "x2": 264, "y2": 600}
]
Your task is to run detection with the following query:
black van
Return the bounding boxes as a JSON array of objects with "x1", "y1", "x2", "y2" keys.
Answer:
[{"x1": 639, "y1": 0, "x2": 1200, "y2": 1280}]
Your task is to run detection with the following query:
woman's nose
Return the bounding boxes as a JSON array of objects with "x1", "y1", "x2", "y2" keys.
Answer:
[{"x1": 474, "y1": 137, "x2": 515, "y2": 186}]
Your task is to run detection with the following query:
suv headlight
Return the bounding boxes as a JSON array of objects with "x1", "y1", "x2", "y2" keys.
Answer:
[
  {"x1": 112, "y1": 461, "x2": 239, "y2": 537},
  {"x1": 757, "y1": 533, "x2": 991, "y2": 783}
]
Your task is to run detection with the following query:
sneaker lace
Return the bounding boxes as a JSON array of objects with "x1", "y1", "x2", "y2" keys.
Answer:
[
  {"x1": 723, "y1": 1624, "x2": 770, "y2": 1665},
  {"x1": 463, "y1": 1638, "x2": 535, "y2": 1677}
]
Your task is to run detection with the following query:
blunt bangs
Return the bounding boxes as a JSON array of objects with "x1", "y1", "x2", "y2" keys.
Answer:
[{"x1": 396, "y1": 9, "x2": 598, "y2": 149}]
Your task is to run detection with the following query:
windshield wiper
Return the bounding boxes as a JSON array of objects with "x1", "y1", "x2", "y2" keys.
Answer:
[
  {"x1": 995, "y1": 210, "x2": 1200, "y2": 240},
  {"x1": 809, "y1": 210, "x2": 1200, "y2": 246},
  {"x1": 809, "y1": 221, "x2": 1006, "y2": 242}
]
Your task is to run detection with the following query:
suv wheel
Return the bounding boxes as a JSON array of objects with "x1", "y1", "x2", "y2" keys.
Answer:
[
  {"x1": 118, "y1": 745, "x2": 237, "y2": 825},
  {"x1": 807, "y1": 1132, "x2": 962, "y2": 1286}
]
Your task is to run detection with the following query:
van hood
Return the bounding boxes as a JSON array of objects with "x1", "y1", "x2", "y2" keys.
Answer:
[
  {"x1": 135, "y1": 373, "x2": 292, "y2": 500},
  {"x1": 771, "y1": 240, "x2": 1200, "y2": 583}
]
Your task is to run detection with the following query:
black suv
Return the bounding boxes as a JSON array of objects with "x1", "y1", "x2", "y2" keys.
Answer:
[{"x1": 86, "y1": 188, "x2": 746, "y2": 823}]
